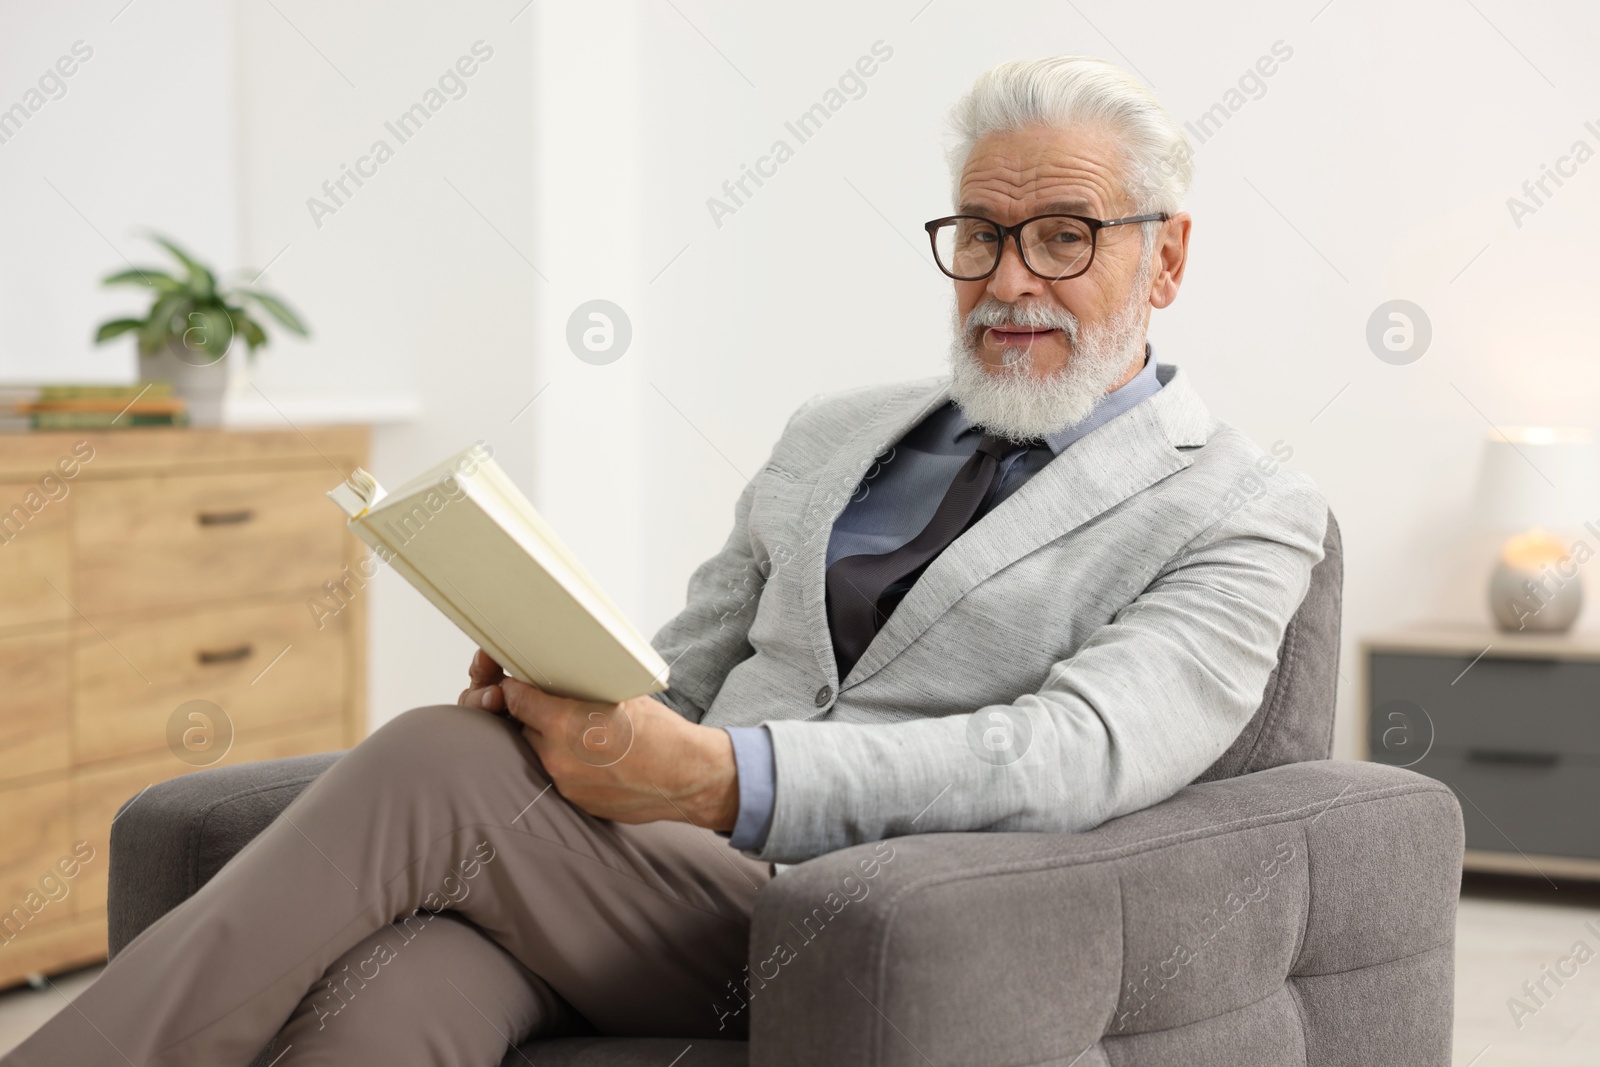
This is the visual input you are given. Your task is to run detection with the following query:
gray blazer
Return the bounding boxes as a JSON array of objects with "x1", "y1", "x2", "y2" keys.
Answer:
[{"x1": 652, "y1": 364, "x2": 1329, "y2": 864}]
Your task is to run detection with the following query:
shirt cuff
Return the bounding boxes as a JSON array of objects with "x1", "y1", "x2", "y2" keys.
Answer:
[{"x1": 724, "y1": 726, "x2": 777, "y2": 850}]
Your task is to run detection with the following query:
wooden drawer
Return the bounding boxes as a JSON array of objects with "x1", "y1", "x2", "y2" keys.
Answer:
[
  {"x1": 0, "y1": 481, "x2": 72, "y2": 629},
  {"x1": 0, "y1": 777, "x2": 74, "y2": 934},
  {"x1": 74, "y1": 468, "x2": 345, "y2": 614},
  {"x1": 1369, "y1": 652, "x2": 1600, "y2": 758},
  {"x1": 75, "y1": 599, "x2": 348, "y2": 764},
  {"x1": 73, "y1": 721, "x2": 345, "y2": 914},
  {"x1": 0, "y1": 631, "x2": 72, "y2": 783}
]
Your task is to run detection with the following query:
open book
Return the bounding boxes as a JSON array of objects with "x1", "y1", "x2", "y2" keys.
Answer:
[{"x1": 327, "y1": 443, "x2": 669, "y2": 703}]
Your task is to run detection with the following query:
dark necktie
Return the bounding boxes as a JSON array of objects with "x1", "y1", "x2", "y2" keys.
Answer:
[{"x1": 825, "y1": 433, "x2": 1016, "y2": 680}]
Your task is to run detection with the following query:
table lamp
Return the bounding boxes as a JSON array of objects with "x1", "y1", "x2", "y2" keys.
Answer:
[{"x1": 1473, "y1": 427, "x2": 1600, "y2": 632}]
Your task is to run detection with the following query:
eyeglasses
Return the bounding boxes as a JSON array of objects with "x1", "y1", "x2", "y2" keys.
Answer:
[{"x1": 923, "y1": 211, "x2": 1169, "y2": 282}]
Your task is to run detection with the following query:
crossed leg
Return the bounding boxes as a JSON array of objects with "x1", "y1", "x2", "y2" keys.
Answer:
[
  {"x1": 265, "y1": 911, "x2": 583, "y2": 1065},
  {"x1": 3, "y1": 704, "x2": 771, "y2": 1067}
]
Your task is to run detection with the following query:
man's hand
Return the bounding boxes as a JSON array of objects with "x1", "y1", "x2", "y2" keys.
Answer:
[
  {"x1": 457, "y1": 651, "x2": 739, "y2": 831},
  {"x1": 505, "y1": 678, "x2": 739, "y2": 830}
]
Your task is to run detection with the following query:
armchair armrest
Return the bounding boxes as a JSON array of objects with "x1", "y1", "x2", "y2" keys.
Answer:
[
  {"x1": 107, "y1": 752, "x2": 343, "y2": 958},
  {"x1": 748, "y1": 760, "x2": 1462, "y2": 1067}
]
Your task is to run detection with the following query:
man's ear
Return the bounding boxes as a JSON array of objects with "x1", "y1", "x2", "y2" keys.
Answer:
[{"x1": 1149, "y1": 212, "x2": 1191, "y2": 310}]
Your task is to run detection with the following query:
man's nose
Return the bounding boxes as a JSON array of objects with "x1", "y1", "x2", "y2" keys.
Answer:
[{"x1": 986, "y1": 235, "x2": 1042, "y2": 304}]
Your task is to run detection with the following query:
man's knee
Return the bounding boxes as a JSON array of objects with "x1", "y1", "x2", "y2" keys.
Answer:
[{"x1": 360, "y1": 704, "x2": 528, "y2": 779}]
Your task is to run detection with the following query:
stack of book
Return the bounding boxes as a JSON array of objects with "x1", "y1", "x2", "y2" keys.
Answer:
[{"x1": 0, "y1": 383, "x2": 188, "y2": 431}]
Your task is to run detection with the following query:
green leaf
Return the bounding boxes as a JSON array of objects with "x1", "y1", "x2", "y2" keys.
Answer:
[
  {"x1": 235, "y1": 288, "x2": 309, "y2": 335},
  {"x1": 102, "y1": 268, "x2": 181, "y2": 290},
  {"x1": 147, "y1": 233, "x2": 216, "y2": 299},
  {"x1": 180, "y1": 305, "x2": 235, "y2": 361},
  {"x1": 94, "y1": 318, "x2": 146, "y2": 344},
  {"x1": 236, "y1": 311, "x2": 268, "y2": 351},
  {"x1": 138, "y1": 292, "x2": 189, "y2": 354}
]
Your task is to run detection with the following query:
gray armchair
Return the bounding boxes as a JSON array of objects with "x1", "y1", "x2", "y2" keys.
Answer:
[{"x1": 106, "y1": 513, "x2": 1465, "y2": 1066}]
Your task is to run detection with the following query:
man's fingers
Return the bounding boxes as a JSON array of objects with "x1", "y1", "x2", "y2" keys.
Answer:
[
  {"x1": 459, "y1": 684, "x2": 505, "y2": 712},
  {"x1": 469, "y1": 649, "x2": 504, "y2": 688},
  {"x1": 502, "y1": 677, "x2": 568, "y2": 731},
  {"x1": 501, "y1": 677, "x2": 540, "y2": 725},
  {"x1": 462, "y1": 649, "x2": 507, "y2": 711}
]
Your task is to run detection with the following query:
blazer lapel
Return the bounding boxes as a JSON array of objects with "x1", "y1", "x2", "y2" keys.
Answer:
[
  {"x1": 794, "y1": 378, "x2": 952, "y2": 685},
  {"x1": 840, "y1": 364, "x2": 1212, "y2": 689}
]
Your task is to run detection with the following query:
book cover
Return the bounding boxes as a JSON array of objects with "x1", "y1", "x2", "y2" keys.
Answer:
[{"x1": 328, "y1": 446, "x2": 669, "y2": 703}]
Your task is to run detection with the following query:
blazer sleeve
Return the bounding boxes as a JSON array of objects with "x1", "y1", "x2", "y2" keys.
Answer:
[
  {"x1": 648, "y1": 477, "x2": 764, "y2": 723},
  {"x1": 754, "y1": 475, "x2": 1330, "y2": 864},
  {"x1": 649, "y1": 396, "x2": 823, "y2": 723}
]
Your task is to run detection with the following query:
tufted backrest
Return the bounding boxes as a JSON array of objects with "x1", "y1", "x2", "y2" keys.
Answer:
[{"x1": 1194, "y1": 510, "x2": 1342, "y2": 784}]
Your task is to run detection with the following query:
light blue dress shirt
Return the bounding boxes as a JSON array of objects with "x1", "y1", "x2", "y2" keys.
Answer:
[{"x1": 724, "y1": 349, "x2": 1164, "y2": 848}]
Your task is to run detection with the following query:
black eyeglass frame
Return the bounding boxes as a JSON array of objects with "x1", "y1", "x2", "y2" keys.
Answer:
[{"x1": 922, "y1": 211, "x2": 1170, "y2": 282}]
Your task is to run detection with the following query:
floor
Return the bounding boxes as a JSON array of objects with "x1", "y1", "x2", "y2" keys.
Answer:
[
  {"x1": 0, "y1": 962, "x2": 102, "y2": 1058},
  {"x1": 1, "y1": 877, "x2": 1597, "y2": 1062},
  {"x1": 1452, "y1": 874, "x2": 1600, "y2": 1066}
]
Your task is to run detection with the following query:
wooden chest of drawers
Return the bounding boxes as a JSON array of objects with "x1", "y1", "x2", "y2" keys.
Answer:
[{"x1": 0, "y1": 426, "x2": 368, "y2": 988}]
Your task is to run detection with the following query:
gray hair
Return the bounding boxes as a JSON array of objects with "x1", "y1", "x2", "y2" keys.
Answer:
[{"x1": 946, "y1": 56, "x2": 1192, "y2": 217}]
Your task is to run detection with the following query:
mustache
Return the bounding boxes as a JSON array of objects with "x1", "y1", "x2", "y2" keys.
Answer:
[
  {"x1": 961, "y1": 299, "x2": 1079, "y2": 366},
  {"x1": 963, "y1": 298, "x2": 1079, "y2": 335}
]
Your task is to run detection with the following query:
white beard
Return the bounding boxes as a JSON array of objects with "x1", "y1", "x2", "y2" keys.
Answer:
[{"x1": 946, "y1": 267, "x2": 1151, "y2": 443}]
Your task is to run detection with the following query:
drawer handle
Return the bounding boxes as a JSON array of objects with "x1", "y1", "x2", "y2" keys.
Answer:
[
  {"x1": 197, "y1": 644, "x2": 253, "y2": 665},
  {"x1": 197, "y1": 509, "x2": 256, "y2": 526},
  {"x1": 1466, "y1": 748, "x2": 1560, "y2": 767}
]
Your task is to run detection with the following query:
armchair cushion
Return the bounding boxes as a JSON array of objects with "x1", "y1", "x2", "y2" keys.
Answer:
[
  {"x1": 107, "y1": 752, "x2": 342, "y2": 958},
  {"x1": 746, "y1": 758, "x2": 1461, "y2": 1067}
]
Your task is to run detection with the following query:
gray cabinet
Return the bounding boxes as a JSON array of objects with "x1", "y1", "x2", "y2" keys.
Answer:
[{"x1": 1364, "y1": 626, "x2": 1600, "y2": 879}]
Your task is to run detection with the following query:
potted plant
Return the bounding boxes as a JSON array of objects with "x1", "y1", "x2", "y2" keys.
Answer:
[{"x1": 93, "y1": 234, "x2": 308, "y2": 426}]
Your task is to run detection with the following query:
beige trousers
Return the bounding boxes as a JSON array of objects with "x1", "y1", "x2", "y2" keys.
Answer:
[{"x1": 3, "y1": 704, "x2": 772, "y2": 1066}]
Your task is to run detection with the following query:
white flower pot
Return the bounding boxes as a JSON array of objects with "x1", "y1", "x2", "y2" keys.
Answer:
[{"x1": 137, "y1": 343, "x2": 229, "y2": 427}]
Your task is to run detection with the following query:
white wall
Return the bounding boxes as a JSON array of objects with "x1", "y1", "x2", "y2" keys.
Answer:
[
  {"x1": 6, "y1": 0, "x2": 1599, "y2": 757},
  {"x1": 228, "y1": 0, "x2": 539, "y2": 722},
  {"x1": 0, "y1": 1, "x2": 238, "y2": 383}
]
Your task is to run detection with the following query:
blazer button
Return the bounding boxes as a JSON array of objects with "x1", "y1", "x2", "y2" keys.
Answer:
[{"x1": 814, "y1": 685, "x2": 834, "y2": 707}]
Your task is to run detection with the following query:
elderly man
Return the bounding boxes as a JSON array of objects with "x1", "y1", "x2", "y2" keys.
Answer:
[{"x1": 8, "y1": 55, "x2": 1324, "y2": 1066}]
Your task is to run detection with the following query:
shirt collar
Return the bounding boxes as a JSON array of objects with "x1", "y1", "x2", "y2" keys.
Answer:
[{"x1": 954, "y1": 342, "x2": 1163, "y2": 456}]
